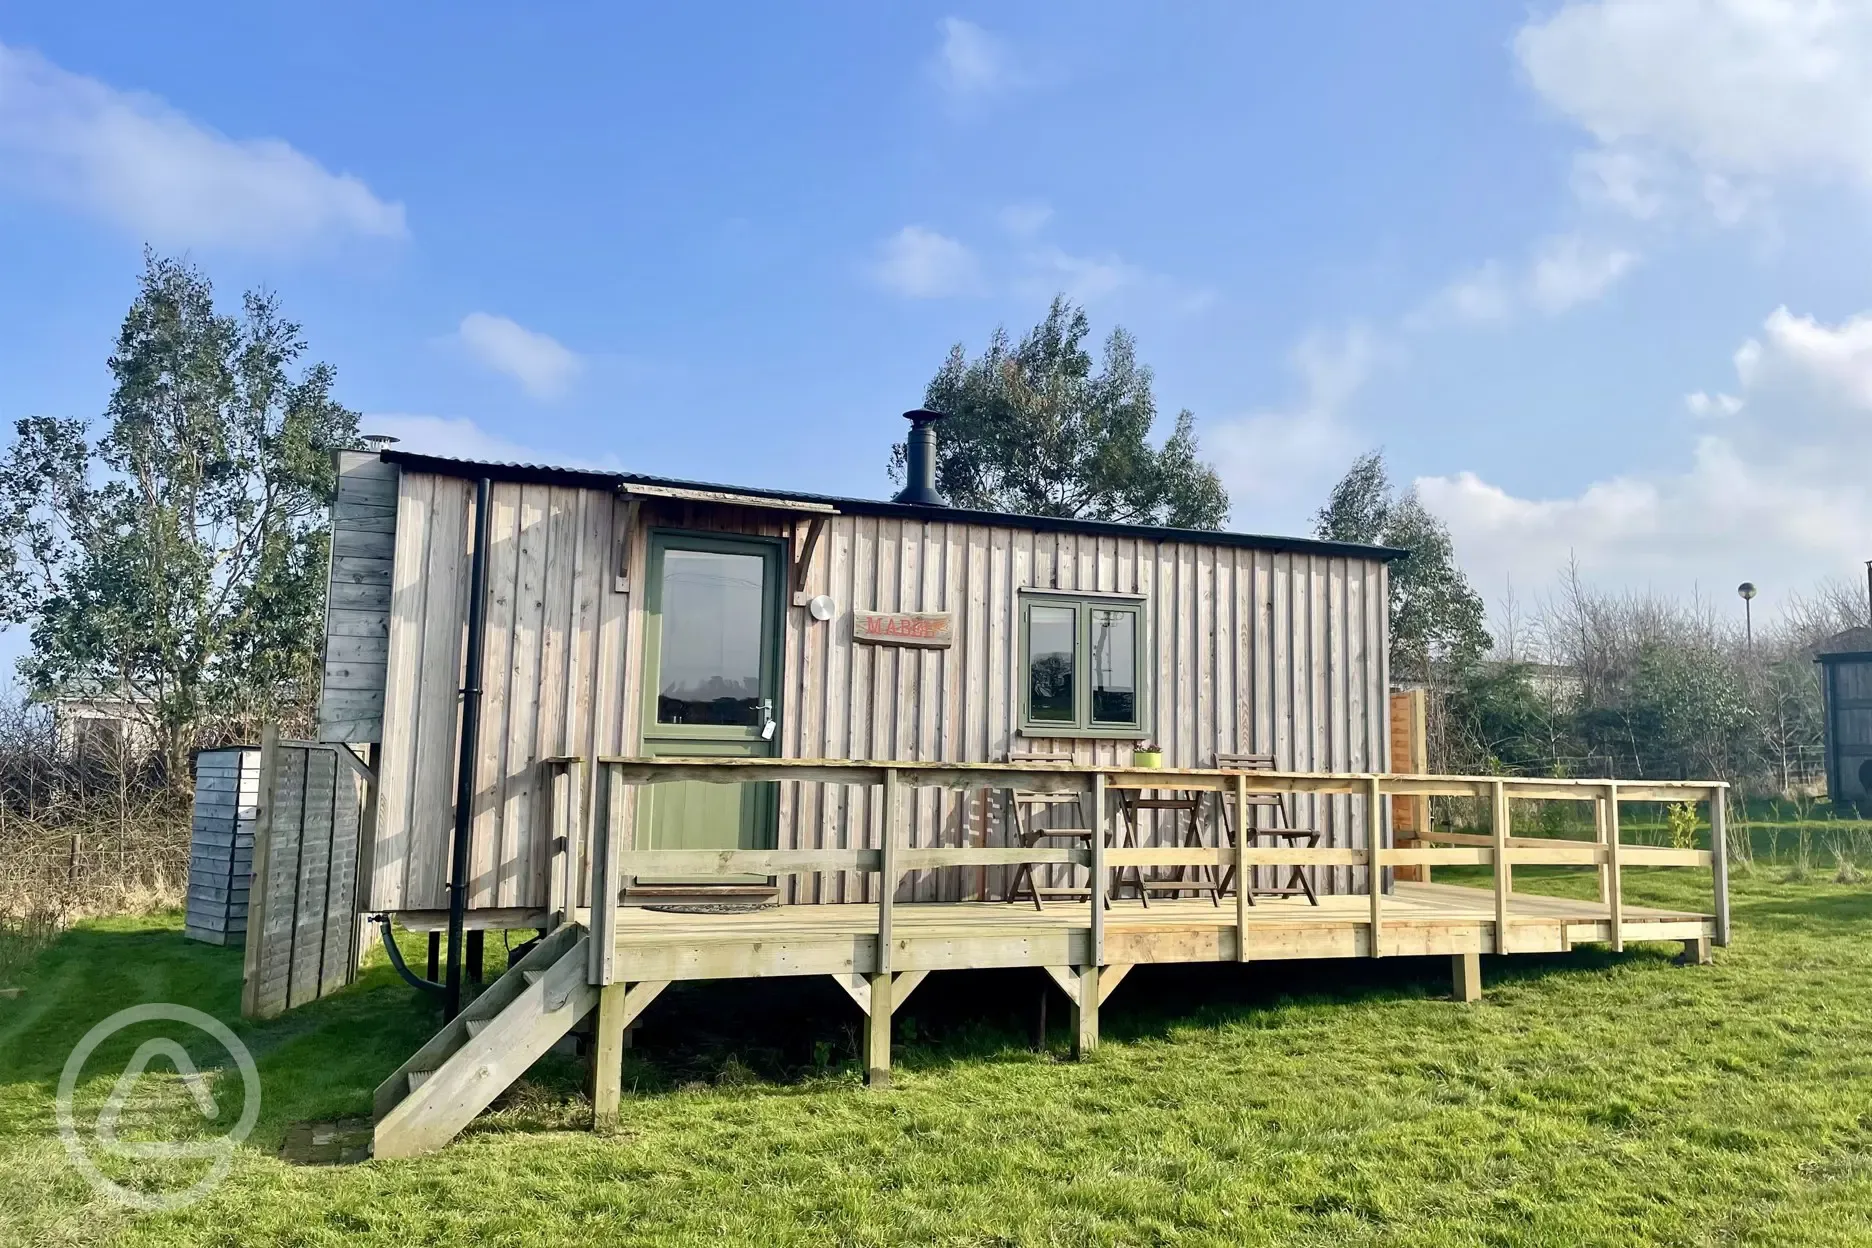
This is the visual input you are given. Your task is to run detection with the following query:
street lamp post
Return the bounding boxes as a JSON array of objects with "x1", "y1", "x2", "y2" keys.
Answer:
[{"x1": 1738, "y1": 582, "x2": 1757, "y2": 650}]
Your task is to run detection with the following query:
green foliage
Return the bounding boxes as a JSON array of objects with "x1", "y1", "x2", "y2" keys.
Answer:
[
  {"x1": 1666, "y1": 801, "x2": 1700, "y2": 850},
  {"x1": 1572, "y1": 639, "x2": 1753, "y2": 780},
  {"x1": 0, "y1": 253, "x2": 357, "y2": 772},
  {"x1": 1314, "y1": 450, "x2": 1490, "y2": 679},
  {"x1": 1443, "y1": 660, "x2": 1558, "y2": 775},
  {"x1": 904, "y1": 296, "x2": 1229, "y2": 528}
]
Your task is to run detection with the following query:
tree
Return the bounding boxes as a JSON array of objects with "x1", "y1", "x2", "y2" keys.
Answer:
[
  {"x1": 898, "y1": 296, "x2": 1229, "y2": 528},
  {"x1": 0, "y1": 253, "x2": 358, "y2": 781},
  {"x1": 1314, "y1": 451, "x2": 1490, "y2": 681}
]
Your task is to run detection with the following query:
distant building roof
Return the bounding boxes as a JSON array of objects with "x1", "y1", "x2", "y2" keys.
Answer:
[{"x1": 1816, "y1": 626, "x2": 1872, "y2": 659}]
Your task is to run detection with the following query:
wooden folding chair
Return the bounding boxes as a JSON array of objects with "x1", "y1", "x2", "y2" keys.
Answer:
[
  {"x1": 1114, "y1": 785, "x2": 1222, "y2": 907},
  {"x1": 1213, "y1": 751, "x2": 1320, "y2": 906},
  {"x1": 1004, "y1": 751, "x2": 1096, "y2": 909}
]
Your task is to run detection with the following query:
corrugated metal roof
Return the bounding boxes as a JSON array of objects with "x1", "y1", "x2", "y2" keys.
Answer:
[{"x1": 376, "y1": 448, "x2": 1409, "y2": 563}]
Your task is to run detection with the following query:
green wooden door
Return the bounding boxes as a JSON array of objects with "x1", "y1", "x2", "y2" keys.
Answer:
[{"x1": 638, "y1": 532, "x2": 782, "y2": 883}]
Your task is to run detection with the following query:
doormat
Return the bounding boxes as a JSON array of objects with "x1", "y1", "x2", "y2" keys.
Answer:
[{"x1": 641, "y1": 901, "x2": 777, "y2": 915}]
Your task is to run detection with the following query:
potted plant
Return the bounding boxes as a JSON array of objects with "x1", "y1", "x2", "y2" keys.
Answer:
[{"x1": 1132, "y1": 740, "x2": 1163, "y2": 769}]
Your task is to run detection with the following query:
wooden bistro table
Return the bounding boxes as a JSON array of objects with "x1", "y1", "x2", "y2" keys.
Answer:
[{"x1": 1113, "y1": 783, "x2": 1223, "y2": 906}]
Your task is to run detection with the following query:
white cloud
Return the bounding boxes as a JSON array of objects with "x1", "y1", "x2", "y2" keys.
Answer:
[
  {"x1": 1209, "y1": 326, "x2": 1386, "y2": 529},
  {"x1": 873, "y1": 219, "x2": 1207, "y2": 312},
  {"x1": 1684, "y1": 390, "x2": 1742, "y2": 417},
  {"x1": 871, "y1": 226, "x2": 984, "y2": 298},
  {"x1": 362, "y1": 414, "x2": 621, "y2": 471},
  {"x1": 998, "y1": 201, "x2": 1053, "y2": 237},
  {"x1": 456, "y1": 313, "x2": 582, "y2": 399},
  {"x1": 1018, "y1": 245, "x2": 1145, "y2": 304},
  {"x1": 1527, "y1": 233, "x2": 1638, "y2": 313},
  {"x1": 0, "y1": 41, "x2": 404, "y2": 251},
  {"x1": 1415, "y1": 234, "x2": 1637, "y2": 326},
  {"x1": 1419, "y1": 304, "x2": 1872, "y2": 607},
  {"x1": 1418, "y1": 262, "x2": 1514, "y2": 326},
  {"x1": 931, "y1": 18, "x2": 1020, "y2": 103},
  {"x1": 1517, "y1": 0, "x2": 1872, "y2": 222}
]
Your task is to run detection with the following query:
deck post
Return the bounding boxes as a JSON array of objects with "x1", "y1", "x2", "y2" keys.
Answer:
[
  {"x1": 1710, "y1": 784, "x2": 1731, "y2": 947},
  {"x1": 878, "y1": 769, "x2": 899, "y2": 976},
  {"x1": 1366, "y1": 774, "x2": 1384, "y2": 958},
  {"x1": 1072, "y1": 964, "x2": 1100, "y2": 1058},
  {"x1": 1605, "y1": 781, "x2": 1624, "y2": 953},
  {"x1": 588, "y1": 762, "x2": 623, "y2": 986},
  {"x1": 1593, "y1": 785, "x2": 1612, "y2": 907},
  {"x1": 545, "y1": 764, "x2": 563, "y2": 925},
  {"x1": 867, "y1": 768, "x2": 900, "y2": 1089},
  {"x1": 591, "y1": 981, "x2": 628, "y2": 1130},
  {"x1": 1233, "y1": 772, "x2": 1249, "y2": 962},
  {"x1": 1451, "y1": 951, "x2": 1482, "y2": 1002},
  {"x1": 1489, "y1": 779, "x2": 1510, "y2": 955},
  {"x1": 864, "y1": 971, "x2": 893, "y2": 1087},
  {"x1": 1090, "y1": 771, "x2": 1107, "y2": 967}
]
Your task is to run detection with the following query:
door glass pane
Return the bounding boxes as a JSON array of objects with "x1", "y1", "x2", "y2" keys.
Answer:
[
  {"x1": 1090, "y1": 609, "x2": 1137, "y2": 724},
  {"x1": 1027, "y1": 605, "x2": 1076, "y2": 723},
  {"x1": 656, "y1": 549, "x2": 766, "y2": 726}
]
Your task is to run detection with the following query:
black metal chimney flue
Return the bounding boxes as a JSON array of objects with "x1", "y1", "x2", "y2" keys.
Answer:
[{"x1": 894, "y1": 408, "x2": 947, "y2": 506}]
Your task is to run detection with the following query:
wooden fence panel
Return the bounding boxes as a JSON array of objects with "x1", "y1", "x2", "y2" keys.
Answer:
[{"x1": 241, "y1": 734, "x2": 368, "y2": 1019}]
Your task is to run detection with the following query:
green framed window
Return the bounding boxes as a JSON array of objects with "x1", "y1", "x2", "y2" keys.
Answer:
[{"x1": 1019, "y1": 592, "x2": 1148, "y2": 737}]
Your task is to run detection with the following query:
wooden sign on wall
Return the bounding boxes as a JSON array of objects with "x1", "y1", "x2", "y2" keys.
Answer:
[{"x1": 854, "y1": 611, "x2": 954, "y2": 648}]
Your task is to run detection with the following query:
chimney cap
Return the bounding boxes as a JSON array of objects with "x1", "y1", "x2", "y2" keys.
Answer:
[
  {"x1": 902, "y1": 408, "x2": 947, "y2": 424},
  {"x1": 361, "y1": 433, "x2": 401, "y2": 451}
]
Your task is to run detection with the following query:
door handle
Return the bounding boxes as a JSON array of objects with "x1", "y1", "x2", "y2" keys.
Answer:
[{"x1": 759, "y1": 699, "x2": 776, "y2": 741}]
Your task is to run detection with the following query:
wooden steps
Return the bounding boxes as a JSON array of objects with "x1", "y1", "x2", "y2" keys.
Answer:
[{"x1": 371, "y1": 924, "x2": 597, "y2": 1159}]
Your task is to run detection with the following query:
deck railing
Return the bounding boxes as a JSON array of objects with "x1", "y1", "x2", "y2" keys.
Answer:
[{"x1": 553, "y1": 759, "x2": 1729, "y2": 986}]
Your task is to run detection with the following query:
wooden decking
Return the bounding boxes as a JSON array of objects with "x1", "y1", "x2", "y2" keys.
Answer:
[
  {"x1": 371, "y1": 760, "x2": 1731, "y2": 1156},
  {"x1": 606, "y1": 883, "x2": 1715, "y2": 983}
]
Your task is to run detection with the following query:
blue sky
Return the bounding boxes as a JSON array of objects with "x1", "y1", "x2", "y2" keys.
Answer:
[{"x1": 5, "y1": 1, "x2": 1872, "y2": 665}]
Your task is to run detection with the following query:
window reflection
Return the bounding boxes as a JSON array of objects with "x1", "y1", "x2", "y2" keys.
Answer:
[
  {"x1": 657, "y1": 549, "x2": 765, "y2": 725},
  {"x1": 1028, "y1": 605, "x2": 1076, "y2": 723},
  {"x1": 1091, "y1": 609, "x2": 1136, "y2": 723}
]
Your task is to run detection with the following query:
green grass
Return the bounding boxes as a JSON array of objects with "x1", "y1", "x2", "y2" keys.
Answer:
[{"x1": 3, "y1": 866, "x2": 1871, "y2": 1247}]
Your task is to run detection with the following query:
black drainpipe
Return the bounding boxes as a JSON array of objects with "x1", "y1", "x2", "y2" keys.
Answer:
[{"x1": 445, "y1": 476, "x2": 494, "y2": 1020}]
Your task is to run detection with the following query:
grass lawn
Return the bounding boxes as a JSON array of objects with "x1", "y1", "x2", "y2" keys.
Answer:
[{"x1": 2, "y1": 861, "x2": 1870, "y2": 1246}]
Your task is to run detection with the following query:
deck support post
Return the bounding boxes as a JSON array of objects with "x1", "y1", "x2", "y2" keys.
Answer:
[
  {"x1": 1366, "y1": 774, "x2": 1384, "y2": 958},
  {"x1": 1710, "y1": 785, "x2": 1731, "y2": 948},
  {"x1": 1605, "y1": 782, "x2": 1624, "y2": 953},
  {"x1": 591, "y1": 981, "x2": 628, "y2": 1131},
  {"x1": 590, "y1": 979, "x2": 667, "y2": 1130},
  {"x1": 1678, "y1": 937, "x2": 1713, "y2": 966},
  {"x1": 864, "y1": 971, "x2": 893, "y2": 1087},
  {"x1": 1072, "y1": 964, "x2": 1100, "y2": 1058},
  {"x1": 1490, "y1": 779, "x2": 1510, "y2": 955},
  {"x1": 1233, "y1": 773, "x2": 1250, "y2": 962},
  {"x1": 1452, "y1": 951, "x2": 1482, "y2": 1002},
  {"x1": 1090, "y1": 772, "x2": 1107, "y2": 966}
]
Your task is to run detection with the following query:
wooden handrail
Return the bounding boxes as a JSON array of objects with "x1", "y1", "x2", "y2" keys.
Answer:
[{"x1": 567, "y1": 756, "x2": 1730, "y2": 984}]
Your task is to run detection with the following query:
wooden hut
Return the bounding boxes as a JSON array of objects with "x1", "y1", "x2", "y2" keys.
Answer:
[
  {"x1": 1816, "y1": 625, "x2": 1872, "y2": 803},
  {"x1": 319, "y1": 439, "x2": 1398, "y2": 921},
  {"x1": 258, "y1": 421, "x2": 1728, "y2": 1158}
]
